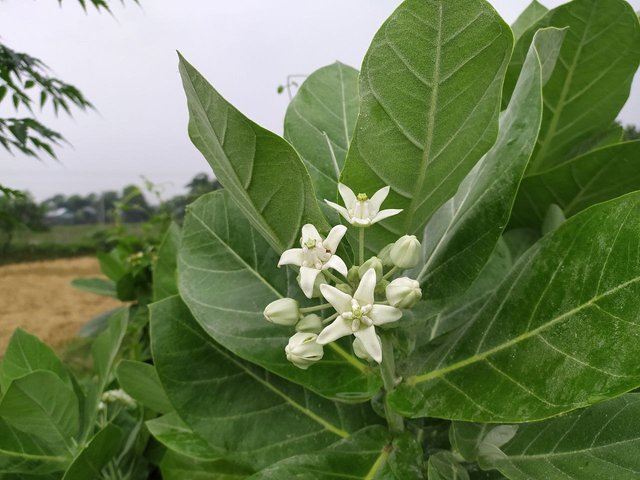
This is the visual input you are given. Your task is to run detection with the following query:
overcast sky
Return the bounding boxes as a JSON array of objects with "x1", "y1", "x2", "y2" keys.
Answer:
[{"x1": 2, "y1": 0, "x2": 640, "y2": 201}]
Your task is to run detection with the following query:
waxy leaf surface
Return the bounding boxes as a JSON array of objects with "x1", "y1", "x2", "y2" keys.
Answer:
[
  {"x1": 151, "y1": 296, "x2": 376, "y2": 471},
  {"x1": 340, "y1": 0, "x2": 512, "y2": 251},
  {"x1": 146, "y1": 412, "x2": 218, "y2": 460},
  {"x1": 511, "y1": 1, "x2": 548, "y2": 40},
  {"x1": 178, "y1": 190, "x2": 380, "y2": 400},
  {"x1": 179, "y1": 54, "x2": 327, "y2": 253},
  {"x1": 389, "y1": 192, "x2": 640, "y2": 422}
]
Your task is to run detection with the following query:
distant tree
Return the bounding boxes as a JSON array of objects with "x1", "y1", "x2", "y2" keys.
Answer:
[
  {"x1": 0, "y1": 192, "x2": 46, "y2": 251},
  {"x1": 118, "y1": 185, "x2": 150, "y2": 223},
  {"x1": 186, "y1": 173, "x2": 221, "y2": 202},
  {"x1": 623, "y1": 124, "x2": 640, "y2": 141}
]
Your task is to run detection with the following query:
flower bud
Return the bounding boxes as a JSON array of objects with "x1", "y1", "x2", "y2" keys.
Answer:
[
  {"x1": 101, "y1": 389, "x2": 136, "y2": 409},
  {"x1": 390, "y1": 235, "x2": 421, "y2": 269},
  {"x1": 353, "y1": 335, "x2": 381, "y2": 362},
  {"x1": 296, "y1": 314, "x2": 323, "y2": 334},
  {"x1": 263, "y1": 298, "x2": 299, "y2": 326},
  {"x1": 358, "y1": 256, "x2": 383, "y2": 281},
  {"x1": 347, "y1": 265, "x2": 360, "y2": 285},
  {"x1": 378, "y1": 243, "x2": 395, "y2": 267},
  {"x1": 386, "y1": 277, "x2": 422, "y2": 309},
  {"x1": 285, "y1": 332, "x2": 324, "y2": 369}
]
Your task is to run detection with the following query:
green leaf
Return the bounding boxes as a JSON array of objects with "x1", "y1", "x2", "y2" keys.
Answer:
[
  {"x1": 340, "y1": 0, "x2": 513, "y2": 251},
  {"x1": 115, "y1": 360, "x2": 172, "y2": 414},
  {"x1": 0, "y1": 371, "x2": 79, "y2": 451},
  {"x1": 146, "y1": 412, "x2": 218, "y2": 460},
  {"x1": 178, "y1": 53, "x2": 328, "y2": 253},
  {"x1": 96, "y1": 250, "x2": 127, "y2": 282},
  {"x1": 0, "y1": 329, "x2": 72, "y2": 393},
  {"x1": 283, "y1": 62, "x2": 359, "y2": 208},
  {"x1": 414, "y1": 28, "x2": 564, "y2": 300},
  {"x1": 62, "y1": 424, "x2": 123, "y2": 480},
  {"x1": 472, "y1": 394, "x2": 640, "y2": 479},
  {"x1": 153, "y1": 222, "x2": 180, "y2": 301},
  {"x1": 178, "y1": 190, "x2": 380, "y2": 400},
  {"x1": 249, "y1": 426, "x2": 424, "y2": 479},
  {"x1": 511, "y1": 141, "x2": 640, "y2": 229},
  {"x1": 427, "y1": 451, "x2": 469, "y2": 480},
  {"x1": 70, "y1": 277, "x2": 117, "y2": 298},
  {"x1": 511, "y1": 1, "x2": 548, "y2": 40},
  {"x1": 389, "y1": 192, "x2": 640, "y2": 422},
  {"x1": 92, "y1": 309, "x2": 128, "y2": 384},
  {"x1": 0, "y1": 418, "x2": 69, "y2": 474},
  {"x1": 160, "y1": 450, "x2": 251, "y2": 480},
  {"x1": 150, "y1": 296, "x2": 376, "y2": 470},
  {"x1": 504, "y1": 0, "x2": 640, "y2": 172}
]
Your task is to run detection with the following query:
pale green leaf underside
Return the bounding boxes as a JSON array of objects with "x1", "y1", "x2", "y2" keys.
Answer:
[
  {"x1": 179, "y1": 54, "x2": 327, "y2": 253},
  {"x1": 511, "y1": 141, "x2": 640, "y2": 229},
  {"x1": 340, "y1": 0, "x2": 513, "y2": 251},
  {"x1": 511, "y1": 1, "x2": 548, "y2": 40},
  {"x1": 284, "y1": 62, "x2": 359, "y2": 208},
  {"x1": 428, "y1": 451, "x2": 470, "y2": 480},
  {"x1": 416, "y1": 28, "x2": 563, "y2": 300},
  {"x1": 505, "y1": 0, "x2": 640, "y2": 172},
  {"x1": 475, "y1": 394, "x2": 640, "y2": 479},
  {"x1": 178, "y1": 190, "x2": 380, "y2": 400},
  {"x1": 389, "y1": 192, "x2": 640, "y2": 422},
  {"x1": 151, "y1": 296, "x2": 376, "y2": 471}
]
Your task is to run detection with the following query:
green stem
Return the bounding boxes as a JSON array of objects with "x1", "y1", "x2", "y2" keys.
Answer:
[
  {"x1": 322, "y1": 312, "x2": 339, "y2": 325},
  {"x1": 300, "y1": 303, "x2": 332, "y2": 313},
  {"x1": 380, "y1": 334, "x2": 404, "y2": 435},
  {"x1": 324, "y1": 270, "x2": 345, "y2": 284},
  {"x1": 383, "y1": 266, "x2": 399, "y2": 280},
  {"x1": 359, "y1": 227, "x2": 365, "y2": 265}
]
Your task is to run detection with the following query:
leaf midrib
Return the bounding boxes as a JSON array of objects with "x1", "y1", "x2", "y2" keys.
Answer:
[{"x1": 408, "y1": 275, "x2": 640, "y2": 385}]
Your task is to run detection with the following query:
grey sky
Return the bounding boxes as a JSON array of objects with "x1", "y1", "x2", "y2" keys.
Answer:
[{"x1": 2, "y1": 0, "x2": 640, "y2": 201}]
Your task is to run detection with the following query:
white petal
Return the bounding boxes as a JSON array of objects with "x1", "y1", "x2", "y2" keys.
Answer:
[
  {"x1": 299, "y1": 267, "x2": 321, "y2": 298},
  {"x1": 319, "y1": 284, "x2": 352, "y2": 314},
  {"x1": 338, "y1": 183, "x2": 357, "y2": 208},
  {"x1": 278, "y1": 248, "x2": 304, "y2": 267},
  {"x1": 368, "y1": 186, "x2": 390, "y2": 216},
  {"x1": 323, "y1": 224, "x2": 347, "y2": 253},
  {"x1": 301, "y1": 224, "x2": 322, "y2": 243},
  {"x1": 316, "y1": 317, "x2": 353, "y2": 345},
  {"x1": 324, "y1": 200, "x2": 352, "y2": 223},
  {"x1": 354, "y1": 268, "x2": 376, "y2": 306},
  {"x1": 322, "y1": 255, "x2": 348, "y2": 277},
  {"x1": 354, "y1": 326, "x2": 382, "y2": 363},
  {"x1": 371, "y1": 208, "x2": 403, "y2": 225},
  {"x1": 370, "y1": 305, "x2": 402, "y2": 326}
]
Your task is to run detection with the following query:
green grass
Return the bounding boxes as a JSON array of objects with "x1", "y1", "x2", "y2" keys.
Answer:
[{"x1": 13, "y1": 224, "x2": 114, "y2": 246}]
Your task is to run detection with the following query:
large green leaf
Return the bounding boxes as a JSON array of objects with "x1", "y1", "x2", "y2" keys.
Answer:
[
  {"x1": 248, "y1": 426, "x2": 424, "y2": 479},
  {"x1": 464, "y1": 394, "x2": 640, "y2": 479},
  {"x1": 284, "y1": 62, "x2": 359, "y2": 209},
  {"x1": 340, "y1": 0, "x2": 512, "y2": 251},
  {"x1": 0, "y1": 371, "x2": 79, "y2": 451},
  {"x1": 70, "y1": 278, "x2": 117, "y2": 298},
  {"x1": 415, "y1": 28, "x2": 563, "y2": 300},
  {"x1": 178, "y1": 54, "x2": 327, "y2": 253},
  {"x1": 62, "y1": 424, "x2": 123, "y2": 480},
  {"x1": 153, "y1": 222, "x2": 180, "y2": 301},
  {"x1": 115, "y1": 360, "x2": 172, "y2": 414},
  {"x1": 150, "y1": 296, "x2": 376, "y2": 471},
  {"x1": 0, "y1": 329, "x2": 72, "y2": 392},
  {"x1": 504, "y1": 0, "x2": 640, "y2": 172},
  {"x1": 178, "y1": 190, "x2": 380, "y2": 400},
  {"x1": 389, "y1": 192, "x2": 640, "y2": 422},
  {"x1": 146, "y1": 412, "x2": 218, "y2": 460},
  {"x1": 511, "y1": 1, "x2": 548, "y2": 40},
  {"x1": 160, "y1": 450, "x2": 251, "y2": 480},
  {"x1": 0, "y1": 418, "x2": 69, "y2": 475},
  {"x1": 511, "y1": 141, "x2": 640, "y2": 229}
]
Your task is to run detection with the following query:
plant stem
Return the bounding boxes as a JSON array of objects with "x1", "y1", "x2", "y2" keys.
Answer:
[
  {"x1": 322, "y1": 312, "x2": 339, "y2": 325},
  {"x1": 359, "y1": 227, "x2": 365, "y2": 265},
  {"x1": 383, "y1": 266, "x2": 399, "y2": 280},
  {"x1": 300, "y1": 303, "x2": 331, "y2": 313},
  {"x1": 324, "y1": 270, "x2": 345, "y2": 285},
  {"x1": 380, "y1": 334, "x2": 404, "y2": 435}
]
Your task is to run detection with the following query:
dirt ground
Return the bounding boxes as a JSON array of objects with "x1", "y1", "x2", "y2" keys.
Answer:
[{"x1": 0, "y1": 257, "x2": 121, "y2": 355}]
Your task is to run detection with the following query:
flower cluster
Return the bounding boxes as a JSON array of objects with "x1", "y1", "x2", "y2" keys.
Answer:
[{"x1": 263, "y1": 184, "x2": 423, "y2": 369}]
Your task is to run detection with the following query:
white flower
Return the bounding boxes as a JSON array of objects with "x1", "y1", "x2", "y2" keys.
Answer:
[
  {"x1": 316, "y1": 269, "x2": 402, "y2": 363},
  {"x1": 278, "y1": 224, "x2": 348, "y2": 298},
  {"x1": 325, "y1": 183, "x2": 402, "y2": 227},
  {"x1": 390, "y1": 235, "x2": 422, "y2": 269},
  {"x1": 386, "y1": 277, "x2": 422, "y2": 309},
  {"x1": 285, "y1": 332, "x2": 324, "y2": 369}
]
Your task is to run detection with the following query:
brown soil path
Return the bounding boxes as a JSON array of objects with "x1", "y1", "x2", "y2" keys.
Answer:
[{"x1": 0, "y1": 257, "x2": 121, "y2": 355}]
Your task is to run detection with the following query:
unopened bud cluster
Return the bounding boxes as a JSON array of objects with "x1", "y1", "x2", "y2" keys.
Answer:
[{"x1": 263, "y1": 183, "x2": 423, "y2": 369}]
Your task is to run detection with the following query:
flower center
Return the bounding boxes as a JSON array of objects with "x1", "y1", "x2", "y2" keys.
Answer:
[
  {"x1": 357, "y1": 193, "x2": 368, "y2": 201},
  {"x1": 304, "y1": 238, "x2": 317, "y2": 249},
  {"x1": 342, "y1": 299, "x2": 373, "y2": 332}
]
